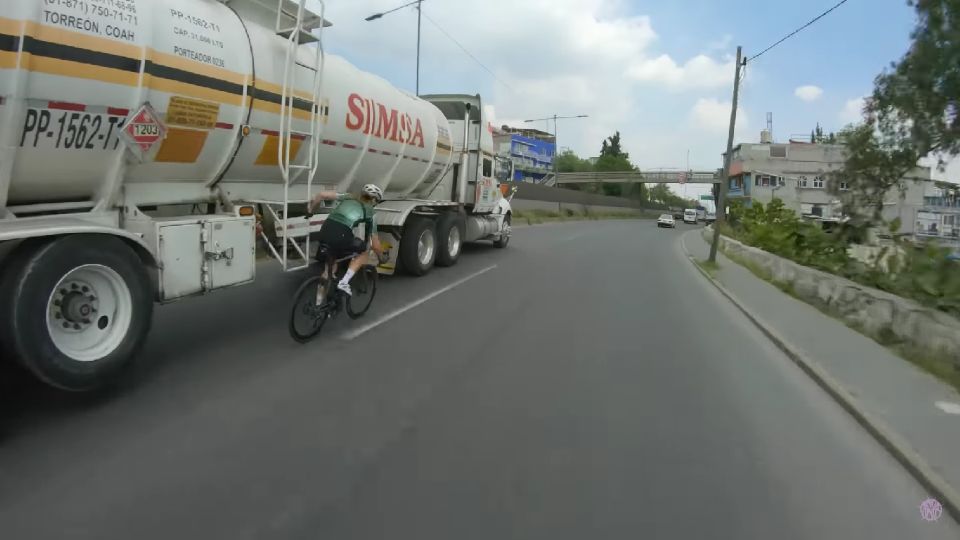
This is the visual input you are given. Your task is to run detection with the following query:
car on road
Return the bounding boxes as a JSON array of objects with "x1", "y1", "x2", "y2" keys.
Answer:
[
  {"x1": 683, "y1": 209, "x2": 698, "y2": 224},
  {"x1": 657, "y1": 214, "x2": 676, "y2": 228}
]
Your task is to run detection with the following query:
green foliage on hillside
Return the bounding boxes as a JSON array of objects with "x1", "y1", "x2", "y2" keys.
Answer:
[{"x1": 724, "y1": 200, "x2": 960, "y2": 316}]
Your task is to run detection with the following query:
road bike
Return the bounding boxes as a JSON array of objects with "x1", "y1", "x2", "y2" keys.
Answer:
[{"x1": 288, "y1": 243, "x2": 378, "y2": 343}]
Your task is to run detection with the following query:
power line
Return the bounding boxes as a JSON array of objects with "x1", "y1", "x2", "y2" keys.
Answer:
[
  {"x1": 420, "y1": 12, "x2": 517, "y2": 94},
  {"x1": 749, "y1": 0, "x2": 851, "y2": 62}
]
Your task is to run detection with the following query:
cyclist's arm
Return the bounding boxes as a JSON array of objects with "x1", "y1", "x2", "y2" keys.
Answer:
[
  {"x1": 308, "y1": 191, "x2": 348, "y2": 211},
  {"x1": 365, "y1": 206, "x2": 382, "y2": 253},
  {"x1": 371, "y1": 233, "x2": 384, "y2": 255}
]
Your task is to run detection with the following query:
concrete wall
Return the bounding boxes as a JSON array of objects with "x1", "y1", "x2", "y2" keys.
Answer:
[
  {"x1": 506, "y1": 181, "x2": 643, "y2": 209},
  {"x1": 704, "y1": 229, "x2": 960, "y2": 361},
  {"x1": 511, "y1": 199, "x2": 645, "y2": 215}
]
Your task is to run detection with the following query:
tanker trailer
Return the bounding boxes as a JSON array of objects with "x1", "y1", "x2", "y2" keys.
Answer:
[{"x1": 0, "y1": 0, "x2": 512, "y2": 391}]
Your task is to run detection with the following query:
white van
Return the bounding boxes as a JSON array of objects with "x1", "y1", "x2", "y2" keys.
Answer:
[{"x1": 683, "y1": 209, "x2": 698, "y2": 224}]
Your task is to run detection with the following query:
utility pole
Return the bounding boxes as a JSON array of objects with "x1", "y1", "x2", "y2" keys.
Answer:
[
  {"x1": 708, "y1": 46, "x2": 743, "y2": 263},
  {"x1": 552, "y1": 115, "x2": 559, "y2": 186},
  {"x1": 365, "y1": 1, "x2": 424, "y2": 95},
  {"x1": 524, "y1": 114, "x2": 588, "y2": 186},
  {"x1": 415, "y1": 0, "x2": 422, "y2": 95}
]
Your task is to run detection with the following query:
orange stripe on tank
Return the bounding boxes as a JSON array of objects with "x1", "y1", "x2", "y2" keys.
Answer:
[
  {"x1": 0, "y1": 17, "x2": 25, "y2": 36},
  {"x1": 253, "y1": 79, "x2": 314, "y2": 101},
  {"x1": 21, "y1": 53, "x2": 139, "y2": 87},
  {"x1": 0, "y1": 51, "x2": 18, "y2": 69}
]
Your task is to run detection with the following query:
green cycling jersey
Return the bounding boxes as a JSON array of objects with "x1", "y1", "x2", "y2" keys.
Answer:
[{"x1": 327, "y1": 194, "x2": 377, "y2": 238}]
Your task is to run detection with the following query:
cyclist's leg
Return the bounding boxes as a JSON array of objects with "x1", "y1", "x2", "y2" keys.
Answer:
[{"x1": 336, "y1": 238, "x2": 369, "y2": 294}]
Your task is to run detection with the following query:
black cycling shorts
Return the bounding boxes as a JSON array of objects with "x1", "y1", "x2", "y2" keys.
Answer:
[{"x1": 315, "y1": 219, "x2": 365, "y2": 260}]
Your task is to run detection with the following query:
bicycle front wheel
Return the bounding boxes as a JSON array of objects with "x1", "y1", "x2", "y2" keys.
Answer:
[
  {"x1": 346, "y1": 266, "x2": 378, "y2": 319},
  {"x1": 289, "y1": 276, "x2": 331, "y2": 343}
]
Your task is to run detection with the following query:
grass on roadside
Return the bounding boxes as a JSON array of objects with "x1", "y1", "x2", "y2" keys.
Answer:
[
  {"x1": 695, "y1": 259, "x2": 720, "y2": 277},
  {"x1": 513, "y1": 208, "x2": 653, "y2": 225},
  {"x1": 717, "y1": 244, "x2": 960, "y2": 393}
]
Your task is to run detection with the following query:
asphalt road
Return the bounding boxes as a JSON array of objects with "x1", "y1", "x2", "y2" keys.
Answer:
[{"x1": 1, "y1": 220, "x2": 957, "y2": 539}]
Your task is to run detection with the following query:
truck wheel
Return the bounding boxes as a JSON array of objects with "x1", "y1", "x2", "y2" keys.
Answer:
[
  {"x1": 0, "y1": 240, "x2": 41, "y2": 371},
  {"x1": 0, "y1": 235, "x2": 154, "y2": 392},
  {"x1": 399, "y1": 216, "x2": 437, "y2": 276},
  {"x1": 493, "y1": 213, "x2": 511, "y2": 248},
  {"x1": 435, "y1": 212, "x2": 465, "y2": 267}
]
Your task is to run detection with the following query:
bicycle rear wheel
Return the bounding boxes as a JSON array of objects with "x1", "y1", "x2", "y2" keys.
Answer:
[
  {"x1": 346, "y1": 266, "x2": 378, "y2": 319},
  {"x1": 289, "y1": 275, "x2": 331, "y2": 343}
]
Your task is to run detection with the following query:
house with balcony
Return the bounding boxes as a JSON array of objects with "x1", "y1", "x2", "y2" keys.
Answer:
[
  {"x1": 493, "y1": 126, "x2": 556, "y2": 184},
  {"x1": 724, "y1": 133, "x2": 931, "y2": 235},
  {"x1": 916, "y1": 182, "x2": 960, "y2": 249}
]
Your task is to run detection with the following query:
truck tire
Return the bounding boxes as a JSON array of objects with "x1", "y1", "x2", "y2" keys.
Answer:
[
  {"x1": 435, "y1": 212, "x2": 465, "y2": 267},
  {"x1": 0, "y1": 235, "x2": 154, "y2": 392},
  {"x1": 399, "y1": 216, "x2": 437, "y2": 276},
  {"x1": 493, "y1": 213, "x2": 511, "y2": 248},
  {"x1": 0, "y1": 239, "x2": 42, "y2": 371}
]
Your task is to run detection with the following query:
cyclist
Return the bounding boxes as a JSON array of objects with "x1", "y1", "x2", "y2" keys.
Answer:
[{"x1": 307, "y1": 184, "x2": 387, "y2": 296}]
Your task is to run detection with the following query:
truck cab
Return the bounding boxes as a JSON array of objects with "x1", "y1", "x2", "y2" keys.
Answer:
[{"x1": 421, "y1": 94, "x2": 502, "y2": 213}]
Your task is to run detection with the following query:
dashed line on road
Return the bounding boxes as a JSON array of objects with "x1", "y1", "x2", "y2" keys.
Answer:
[{"x1": 340, "y1": 265, "x2": 498, "y2": 340}]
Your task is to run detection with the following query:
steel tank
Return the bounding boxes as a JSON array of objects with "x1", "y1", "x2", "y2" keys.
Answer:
[{"x1": 0, "y1": 0, "x2": 454, "y2": 207}]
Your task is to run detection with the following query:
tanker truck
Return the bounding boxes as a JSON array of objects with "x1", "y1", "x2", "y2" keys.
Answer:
[{"x1": 0, "y1": 0, "x2": 513, "y2": 391}]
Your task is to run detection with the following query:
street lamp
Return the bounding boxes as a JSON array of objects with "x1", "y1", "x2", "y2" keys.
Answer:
[
  {"x1": 365, "y1": 0, "x2": 424, "y2": 95},
  {"x1": 523, "y1": 114, "x2": 588, "y2": 185}
]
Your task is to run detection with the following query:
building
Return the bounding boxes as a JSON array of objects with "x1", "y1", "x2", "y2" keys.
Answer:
[
  {"x1": 916, "y1": 182, "x2": 960, "y2": 250},
  {"x1": 493, "y1": 126, "x2": 556, "y2": 184},
  {"x1": 724, "y1": 133, "x2": 932, "y2": 236}
]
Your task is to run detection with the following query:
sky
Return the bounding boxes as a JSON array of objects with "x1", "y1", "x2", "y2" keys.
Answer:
[{"x1": 308, "y1": 0, "x2": 957, "y2": 196}]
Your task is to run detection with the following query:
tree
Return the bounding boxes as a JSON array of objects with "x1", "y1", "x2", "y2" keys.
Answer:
[
  {"x1": 593, "y1": 154, "x2": 634, "y2": 172},
  {"x1": 831, "y1": 123, "x2": 917, "y2": 236},
  {"x1": 870, "y1": 0, "x2": 960, "y2": 163},
  {"x1": 601, "y1": 131, "x2": 626, "y2": 158},
  {"x1": 555, "y1": 150, "x2": 593, "y2": 173},
  {"x1": 810, "y1": 123, "x2": 838, "y2": 144},
  {"x1": 594, "y1": 131, "x2": 634, "y2": 172},
  {"x1": 831, "y1": 0, "x2": 960, "y2": 239},
  {"x1": 648, "y1": 183, "x2": 672, "y2": 204},
  {"x1": 554, "y1": 133, "x2": 646, "y2": 201}
]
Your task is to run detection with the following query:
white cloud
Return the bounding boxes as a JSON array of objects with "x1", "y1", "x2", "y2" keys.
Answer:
[
  {"x1": 794, "y1": 85, "x2": 823, "y2": 102},
  {"x1": 690, "y1": 98, "x2": 747, "y2": 133},
  {"x1": 840, "y1": 97, "x2": 867, "y2": 125},
  {"x1": 626, "y1": 54, "x2": 734, "y2": 90},
  {"x1": 318, "y1": 0, "x2": 741, "y2": 169}
]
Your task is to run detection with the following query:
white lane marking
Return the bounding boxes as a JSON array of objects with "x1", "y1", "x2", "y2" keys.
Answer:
[
  {"x1": 934, "y1": 401, "x2": 960, "y2": 415},
  {"x1": 558, "y1": 232, "x2": 588, "y2": 243},
  {"x1": 340, "y1": 264, "x2": 498, "y2": 340}
]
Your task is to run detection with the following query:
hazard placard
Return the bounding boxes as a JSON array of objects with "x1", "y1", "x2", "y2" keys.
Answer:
[{"x1": 121, "y1": 103, "x2": 166, "y2": 153}]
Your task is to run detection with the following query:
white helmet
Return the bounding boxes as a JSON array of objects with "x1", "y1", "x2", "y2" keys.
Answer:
[{"x1": 362, "y1": 184, "x2": 384, "y2": 203}]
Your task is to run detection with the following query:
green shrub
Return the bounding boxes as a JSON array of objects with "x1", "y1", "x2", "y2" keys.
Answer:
[{"x1": 723, "y1": 199, "x2": 960, "y2": 317}]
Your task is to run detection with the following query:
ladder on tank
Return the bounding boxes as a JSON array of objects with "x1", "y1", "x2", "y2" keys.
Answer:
[{"x1": 263, "y1": 0, "x2": 328, "y2": 271}]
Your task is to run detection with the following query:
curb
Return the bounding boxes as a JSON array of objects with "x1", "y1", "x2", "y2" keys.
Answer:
[{"x1": 681, "y1": 232, "x2": 960, "y2": 525}]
